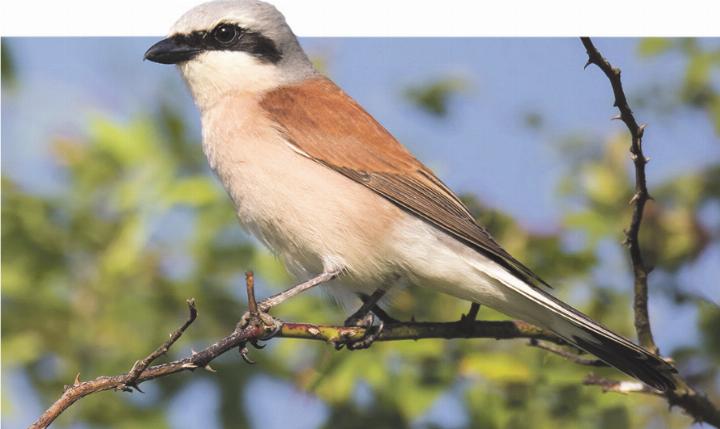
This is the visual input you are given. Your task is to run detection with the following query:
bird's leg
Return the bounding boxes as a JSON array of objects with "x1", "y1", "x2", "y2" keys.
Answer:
[
  {"x1": 346, "y1": 289, "x2": 388, "y2": 325},
  {"x1": 238, "y1": 270, "x2": 341, "y2": 333},
  {"x1": 340, "y1": 288, "x2": 388, "y2": 350},
  {"x1": 257, "y1": 270, "x2": 341, "y2": 312},
  {"x1": 365, "y1": 300, "x2": 401, "y2": 324}
]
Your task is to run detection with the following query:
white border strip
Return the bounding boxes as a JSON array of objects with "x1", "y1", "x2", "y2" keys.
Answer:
[{"x1": 1, "y1": 0, "x2": 719, "y2": 37}]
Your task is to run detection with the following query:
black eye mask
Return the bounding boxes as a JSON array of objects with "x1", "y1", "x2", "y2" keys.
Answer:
[{"x1": 145, "y1": 23, "x2": 282, "y2": 65}]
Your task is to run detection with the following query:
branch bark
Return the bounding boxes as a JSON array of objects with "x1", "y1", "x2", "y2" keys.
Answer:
[{"x1": 580, "y1": 36, "x2": 720, "y2": 427}]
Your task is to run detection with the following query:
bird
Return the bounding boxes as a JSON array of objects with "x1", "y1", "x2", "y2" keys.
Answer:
[{"x1": 144, "y1": 0, "x2": 678, "y2": 392}]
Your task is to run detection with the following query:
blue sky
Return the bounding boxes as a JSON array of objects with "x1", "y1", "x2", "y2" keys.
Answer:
[
  {"x1": 2, "y1": 37, "x2": 718, "y2": 428},
  {"x1": 4, "y1": 38, "x2": 719, "y2": 226}
]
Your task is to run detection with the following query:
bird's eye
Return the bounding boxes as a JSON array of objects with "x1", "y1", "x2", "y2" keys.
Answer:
[{"x1": 213, "y1": 24, "x2": 238, "y2": 45}]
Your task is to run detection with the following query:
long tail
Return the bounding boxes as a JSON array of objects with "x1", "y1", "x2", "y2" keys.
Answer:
[{"x1": 488, "y1": 269, "x2": 678, "y2": 392}]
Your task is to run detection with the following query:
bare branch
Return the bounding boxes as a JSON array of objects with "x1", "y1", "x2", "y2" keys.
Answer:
[
  {"x1": 281, "y1": 318, "x2": 562, "y2": 344},
  {"x1": 30, "y1": 298, "x2": 566, "y2": 428},
  {"x1": 580, "y1": 36, "x2": 657, "y2": 354},
  {"x1": 581, "y1": 37, "x2": 720, "y2": 428},
  {"x1": 119, "y1": 299, "x2": 198, "y2": 393}
]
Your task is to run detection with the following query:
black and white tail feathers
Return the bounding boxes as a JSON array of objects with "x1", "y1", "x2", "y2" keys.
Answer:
[{"x1": 495, "y1": 273, "x2": 678, "y2": 393}]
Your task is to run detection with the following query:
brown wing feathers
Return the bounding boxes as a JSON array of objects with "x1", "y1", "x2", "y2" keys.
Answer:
[{"x1": 260, "y1": 77, "x2": 550, "y2": 289}]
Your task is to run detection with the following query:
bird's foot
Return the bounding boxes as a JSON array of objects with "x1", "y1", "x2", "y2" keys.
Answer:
[
  {"x1": 237, "y1": 306, "x2": 280, "y2": 333},
  {"x1": 336, "y1": 311, "x2": 384, "y2": 351},
  {"x1": 236, "y1": 309, "x2": 282, "y2": 364}
]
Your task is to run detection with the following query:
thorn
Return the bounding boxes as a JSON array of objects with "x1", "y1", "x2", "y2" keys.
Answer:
[
  {"x1": 629, "y1": 193, "x2": 640, "y2": 205},
  {"x1": 181, "y1": 362, "x2": 198, "y2": 369},
  {"x1": 584, "y1": 59, "x2": 592, "y2": 69},
  {"x1": 191, "y1": 348, "x2": 198, "y2": 355},
  {"x1": 644, "y1": 157, "x2": 651, "y2": 164},
  {"x1": 630, "y1": 153, "x2": 638, "y2": 161},
  {"x1": 638, "y1": 124, "x2": 647, "y2": 136},
  {"x1": 622, "y1": 229, "x2": 631, "y2": 247},
  {"x1": 204, "y1": 364, "x2": 217, "y2": 373},
  {"x1": 133, "y1": 384, "x2": 145, "y2": 394},
  {"x1": 611, "y1": 114, "x2": 622, "y2": 121},
  {"x1": 128, "y1": 360, "x2": 141, "y2": 372},
  {"x1": 74, "y1": 373, "x2": 81, "y2": 386}
]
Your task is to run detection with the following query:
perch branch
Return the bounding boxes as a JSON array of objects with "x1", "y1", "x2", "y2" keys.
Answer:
[
  {"x1": 30, "y1": 314, "x2": 566, "y2": 428},
  {"x1": 581, "y1": 37, "x2": 720, "y2": 428},
  {"x1": 30, "y1": 273, "x2": 573, "y2": 429}
]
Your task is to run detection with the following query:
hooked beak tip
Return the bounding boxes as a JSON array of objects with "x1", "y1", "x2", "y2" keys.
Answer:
[{"x1": 144, "y1": 37, "x2": 200, "y2": 65}]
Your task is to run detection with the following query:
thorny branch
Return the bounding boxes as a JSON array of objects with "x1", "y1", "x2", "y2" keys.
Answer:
[
  {"x1": 580, "y1": 37, "x2": 720, "y2": 427},
  {"x1": 29, "y1": 271, "x2": 566, "y2": 429},
  {"x1": 580, "y1": 36, "x2": 657, "y2": 354},
  {"x1": 120, "y1": 299, "x2": 198, "y2": 393}
]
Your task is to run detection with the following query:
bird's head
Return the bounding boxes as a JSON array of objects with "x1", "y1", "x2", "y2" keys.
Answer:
[{"x1": 145, "y1": 0, "x2": 315, "y2": 110}]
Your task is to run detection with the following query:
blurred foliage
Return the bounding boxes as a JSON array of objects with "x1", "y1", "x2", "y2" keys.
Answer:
[
  {"x1": 2, "y1": 38, "x2": 719, "y2": 429},
  {"x1": 404, "y1": 77, "x2": 469, "y2": 117},
  {"x1": 1, "y1": 39, "x2": 18, "y2": 89},
  {"x1": 637, "y1": 38, "x2": 720, "y2": 135}
]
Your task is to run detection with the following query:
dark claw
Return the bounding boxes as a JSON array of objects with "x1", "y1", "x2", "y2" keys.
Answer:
[
  {"x1": 340, "y1": 312, "x2": 384, "y2": 351},
  {"x1": 250, "y1": 339, "x2": 266, "y2": 349},
  {"x1": 346, "y1": 319, "x2": 384, "y2": 350},
  {"x1": 239, "y1": 343, "x2": 256, "y2": 364}
]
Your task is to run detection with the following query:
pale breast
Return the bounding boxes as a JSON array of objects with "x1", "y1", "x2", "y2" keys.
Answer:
[{"x1": 200, "y1": 93, "x2": 404, "y2": 287}]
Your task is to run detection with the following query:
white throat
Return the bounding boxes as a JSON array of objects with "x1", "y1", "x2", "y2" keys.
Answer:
[{"x1": 178, "y1": 51, "x2": 285, "y2": 112}]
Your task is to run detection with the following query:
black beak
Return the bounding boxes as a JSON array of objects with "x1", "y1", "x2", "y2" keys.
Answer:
[{"x1": 144, "y1": 37, "x2": 201, "y2": 64}]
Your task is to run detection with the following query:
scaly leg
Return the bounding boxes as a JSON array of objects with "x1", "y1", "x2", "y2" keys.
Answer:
[{"x1": 258, "y1": 270, "x2": 341, "y2": 312}]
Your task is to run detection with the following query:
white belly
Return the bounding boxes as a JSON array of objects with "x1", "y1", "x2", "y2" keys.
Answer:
[
  {"x1": 200, "y1": 95, "x2": 515, "y2": 310},
  {"x1": 201, "y1": 97, "x2": 404, "y2": 294}
]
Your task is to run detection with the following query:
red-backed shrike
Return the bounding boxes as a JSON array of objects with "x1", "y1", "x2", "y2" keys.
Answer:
[{"x1": 145, "y1": 0, "x2": 677, "y2": 392}]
